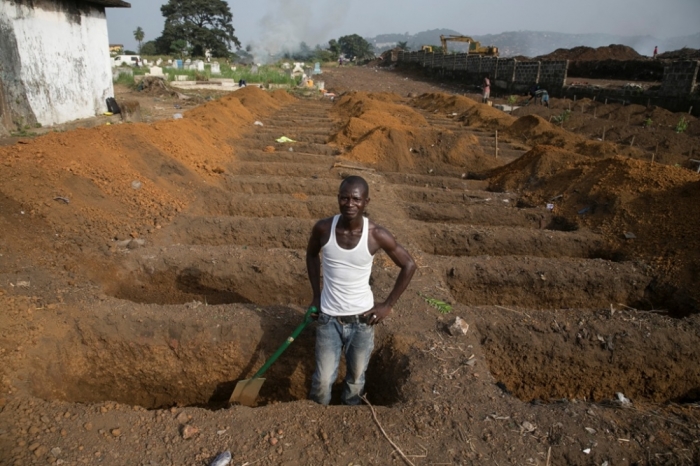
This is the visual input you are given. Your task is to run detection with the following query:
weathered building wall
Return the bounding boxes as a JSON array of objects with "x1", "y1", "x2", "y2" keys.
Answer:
[
  {"x1": 514, "y1": 61, "x2": 541, "y2": 84},
  {"x1": 660, "y1": 61, "x2": 699, "y2": 97},
  {"x1": 538, "y1": 61, "x2": 569, "y2": 91},
  {"x1": 0, "y1": 1, "x2": 113, "y2": 132},
  {"x1": 495, "y1": 59, "x2": 516, "y2": 84}
]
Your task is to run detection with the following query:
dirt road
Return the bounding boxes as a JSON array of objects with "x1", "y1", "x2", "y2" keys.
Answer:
[{"x1": 0, "y1": 66, "x2": 699, "y2": 466}]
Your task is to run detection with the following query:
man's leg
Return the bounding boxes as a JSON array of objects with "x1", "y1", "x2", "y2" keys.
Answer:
[
  {"x1": 341, "y1": 323, "x2": 375, "y2": 405},
  {"x1": 310, "y1": 315, "x2": 342, "y2": 405}
]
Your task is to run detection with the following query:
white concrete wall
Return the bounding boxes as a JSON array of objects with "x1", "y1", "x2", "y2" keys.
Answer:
[{"x1": 0, "y1": 2, "x2": 114, "y2": 127}]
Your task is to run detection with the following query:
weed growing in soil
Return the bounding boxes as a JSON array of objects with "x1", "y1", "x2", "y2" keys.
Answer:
[
  {"x1": 643, "y1": 117, "x2": 653, "y2": 128},
  {"x1": 675, "y1": 117, "x2": 688, "y2": 133},
  {"x1": 418, "y1": 292, "x2": 453, "y2": 314},
  {"x1": 552, "y1": 109, "x2": 572, "y2": 125}
]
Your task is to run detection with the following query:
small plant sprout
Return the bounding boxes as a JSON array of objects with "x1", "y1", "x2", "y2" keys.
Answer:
[
  {"x1": 675, "y1": 117, "x2": 688, "y2": 133},
  {"x1": 418, "y1": 292, "x2": 453, "y2": 314}
]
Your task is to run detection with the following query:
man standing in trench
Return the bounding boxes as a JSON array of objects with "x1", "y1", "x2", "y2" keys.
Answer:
[{"x1": 306, "y1": 176, "x2": 416, "y2": 405}]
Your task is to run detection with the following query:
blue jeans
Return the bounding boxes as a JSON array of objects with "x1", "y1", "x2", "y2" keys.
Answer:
[{"x1": 310, "y1": 313, "x2": 375, "y2": 405}]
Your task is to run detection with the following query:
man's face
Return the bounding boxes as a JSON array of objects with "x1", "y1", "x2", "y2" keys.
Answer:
[{"x1": 337, "y1": 183, "x2": 369, "y2": 221}]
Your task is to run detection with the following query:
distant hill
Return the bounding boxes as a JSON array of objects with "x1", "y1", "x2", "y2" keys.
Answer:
[
  {"x1": 367, "y1": 30, "x2": 700, "y2": 58},
  {"x1": 369, "y1": 29, "x2": 465, "y2": 52}
]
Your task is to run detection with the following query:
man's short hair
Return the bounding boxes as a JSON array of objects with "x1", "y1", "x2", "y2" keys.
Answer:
[{"x1": 339, "y1": 176, "x2": 369, "y2": 198}]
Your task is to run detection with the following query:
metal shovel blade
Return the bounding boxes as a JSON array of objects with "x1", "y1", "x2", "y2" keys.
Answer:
[{"x1": 230, "y1": 377, "x2": 266, "y2": 407}]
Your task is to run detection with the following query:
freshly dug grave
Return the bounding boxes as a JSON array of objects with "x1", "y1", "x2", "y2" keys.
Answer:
[
  {"x1": 489, "y1": 144, "x2": 700, "y2": 314},
  {"x1": 1, "y1": 66, "x2": 699, "y2": 466}
]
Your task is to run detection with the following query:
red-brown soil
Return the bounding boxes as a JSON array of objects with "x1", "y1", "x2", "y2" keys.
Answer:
[
  {"x1": 536, "y1": 44, "x2": 644, "y2": 61},
  {"x1": 0, "y1": 66, "x2": 699, "y2": 466}
]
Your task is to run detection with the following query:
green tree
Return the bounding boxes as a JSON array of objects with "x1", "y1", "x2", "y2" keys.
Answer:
[
  {"x1": 328, "y1": 39, "x2": 340, "y2": 58},
  {"x1": 397, "y1": 41, "x2": 409, "y2": 51},
  {"x1": 140, "y1": 40, "x2": 157, "y2": 56},
  {"x1": 293, "y1": 41, "x2": 313, "y2": 61},
  {"x1": 170, "y1": 39, "x2": 189, "y2": 58},
  {"x1": 133, "y1": 26, "x2": 145, "y2": 53},
  {"x1": 337, "y1": 34, "x2": 374, "y2": 61},
  {"x1": 156, "y1": 0, "x2": 241, "y2": 58},
  {"x1": 313, "y1": 44, "x2": 333, "y2": 62}
]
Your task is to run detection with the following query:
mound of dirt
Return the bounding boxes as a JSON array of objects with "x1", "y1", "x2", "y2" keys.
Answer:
[
  {"x1": 657, "y1": 47, "x2": 700, "y2": 60},
  {"x1": 136, "y1": 76, "x2": 173, "y2": 96},
  {"x1": 410, "y1": 93, "x2": 515, "y2": 130},
  {"x1": 330, "y1": 92, "x2": 502, "y2": 174},
  {"x1": 0, "y1": 86, "x2": 295, "y2": 245},
  {"x1": 332, "y1": 91, "x2": 427, "y2": 127},
  {"x1": 537, "y1": 44, "x2": 643, "y2": 61},
  {"x1": 489, "y1": 145, "x2": 700, "y2": 313},
  {"x1": 506, "y1": 113, "x2": 648, "y2": 158}
]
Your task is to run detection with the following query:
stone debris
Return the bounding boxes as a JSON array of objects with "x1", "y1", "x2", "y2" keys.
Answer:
[{"x1": 448, "y1": 316, "x2": 469, "y2": 336}]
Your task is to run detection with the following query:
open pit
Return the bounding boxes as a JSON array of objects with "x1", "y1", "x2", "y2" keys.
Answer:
[{"x1": 1, "y1": 68, "x2": 699, "y2": 466}]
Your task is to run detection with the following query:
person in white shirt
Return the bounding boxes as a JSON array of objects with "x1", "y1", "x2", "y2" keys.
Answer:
[{"x1": 306, "y1": 176, "x2": 416, "y2": 405}]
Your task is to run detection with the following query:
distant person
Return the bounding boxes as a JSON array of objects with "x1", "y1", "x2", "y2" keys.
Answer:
[
  {"x1": 482, "y1": 75, "x2": 491, "y2": 103},
  {"x1": 525, "y1": 85, "x2": 549, "y2": 107},
  {"x1": 527, "y1": 84, "x2": 540, "y2": 103},
  {"x1": 338, "y1": 57, "x2": 343, "y2": 66},
  {"x1": 653, "y1": 45, "x2": 658, "y2": 58}
]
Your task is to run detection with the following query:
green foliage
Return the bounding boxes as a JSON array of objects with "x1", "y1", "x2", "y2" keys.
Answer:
[
  {"x1": 123, "y1": 49, "x2": 137, "y2": 55},
  {"x1": 418, "y1": 292, "x2": 453, "y2": 314},
  {"x1": 164, "y1": 63, "x2": 295, "y2": 86},
  {"x1": 552, "y1": 109, "x2": 571, "y2": 124},
  {"x1": 134, "y1": 26, "x2": 145, "y2": 52},
  {"x1": 313, "y1": 45, "x2": 334, "y2": 62},
  {"x1": 337, "y1": 34, "x2": 374, "y2": 61},
  {"x1": 327, "y1": 39, "x2": 340, "y2": 60},
  {"x1": 675, "y1": 116, "x2": 688, "y2": 133},
  {"x1": 170, "y1": 39, "x2": 189, "y2": 58},
  {"x1": 397, "y1": 41, "x2": 410, "y2": 51},
  {"x1": 140, "y1": 40, "x2": 157, "y2": 56},
  {"x1": 113, "y1": 72, "x2": 136, "y2": 87},
  {"x1": 156, "y1": 0, "x2": 241, "y2": 58},
  {"x1": 643, "y1": 117, "x2": 653, "y2": 128},
  {"x1": 507, "y1": 95, "x2": 518, "y2": 105}
]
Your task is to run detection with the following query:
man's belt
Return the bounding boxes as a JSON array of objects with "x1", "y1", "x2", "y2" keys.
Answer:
[{"x1": 333, "y1": 313, "x2": 371, "y2": 324}]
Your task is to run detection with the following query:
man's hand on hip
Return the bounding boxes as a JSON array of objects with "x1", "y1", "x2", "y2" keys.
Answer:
[{"x1": 363, "y1": 303, "x2": 392, "y2": 325}]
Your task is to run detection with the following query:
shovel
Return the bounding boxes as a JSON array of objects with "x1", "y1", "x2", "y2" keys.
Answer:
[{"x1": 230, "y1": 306, "x2": 316, "y2": 406}]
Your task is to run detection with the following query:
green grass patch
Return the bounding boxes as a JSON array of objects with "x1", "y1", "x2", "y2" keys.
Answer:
[{"x1": 113, "y1": 72, "x2": 135, "y2": 87}]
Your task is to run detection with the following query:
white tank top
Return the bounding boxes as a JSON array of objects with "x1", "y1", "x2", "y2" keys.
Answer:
[{"x1": 320, "y1": 215, "x2": 374, "y2": 316}]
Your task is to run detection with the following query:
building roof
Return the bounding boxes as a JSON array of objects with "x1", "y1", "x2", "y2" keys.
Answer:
[{"x1": 87, "y1": 0, "x2": 131, "y2": 7}]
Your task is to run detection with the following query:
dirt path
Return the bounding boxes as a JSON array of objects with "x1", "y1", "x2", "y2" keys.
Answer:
[{"x1": 0, "y1": 67, "x2": 699, "y2": 466}]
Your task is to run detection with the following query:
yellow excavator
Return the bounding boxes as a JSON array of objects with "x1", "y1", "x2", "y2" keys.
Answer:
[
  {"x1": 421, "y1": 45, "x2": 433, "y2": 52},
  {"x1": 439, "y1": 35, "x2": 499, "y2": 56}
]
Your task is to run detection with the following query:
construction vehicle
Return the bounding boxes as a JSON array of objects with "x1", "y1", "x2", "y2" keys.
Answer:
[
  {"x1": 439, "y1": 35, "x2": 498, "y2": 56},
  {"x1": 421, "y1": 45, "x2": 433, "y2": 53}
]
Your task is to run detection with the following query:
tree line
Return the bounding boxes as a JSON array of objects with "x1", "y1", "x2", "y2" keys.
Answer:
[{"x1": 130, "y1": 0, "x2": 376, "y2": 62}]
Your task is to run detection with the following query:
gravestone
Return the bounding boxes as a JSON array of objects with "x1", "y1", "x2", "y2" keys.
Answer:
[
  {"x1": 251, "y1": 65, "x2": 259, "y2": 74},
  {"x1": 291, "y1": 62, "x2": 304, "y2": 77},
  {"x1": 195, "y1": 60, "x2": 205, "y2": 71},
  {"x1": 147, "y1": 66, "x2": 164, "y2": 77},
  {"x1": 210, "y1": 62, "x2": 221, "y2": 75},
  {"x1": 313, "y1": 62, "x2": 322, "y2": 75}
]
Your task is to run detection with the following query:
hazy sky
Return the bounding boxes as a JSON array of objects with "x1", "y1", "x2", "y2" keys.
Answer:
[{"x1": 106, "y1": 0, "x2": 700, "y2": 54}]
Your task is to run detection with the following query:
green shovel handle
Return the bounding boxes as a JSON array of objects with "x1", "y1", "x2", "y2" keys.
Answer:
[{"x1": 250, "y1": 306, "x2": 317, "y2": 380}]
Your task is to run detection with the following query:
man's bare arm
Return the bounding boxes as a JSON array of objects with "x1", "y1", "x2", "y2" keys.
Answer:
[
  {"x1": 306, "y1": 219, "x2": 329, "y2": 312},
  {"x1": 365, "y1": 226, "x2": 416, "y2": 324}
]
